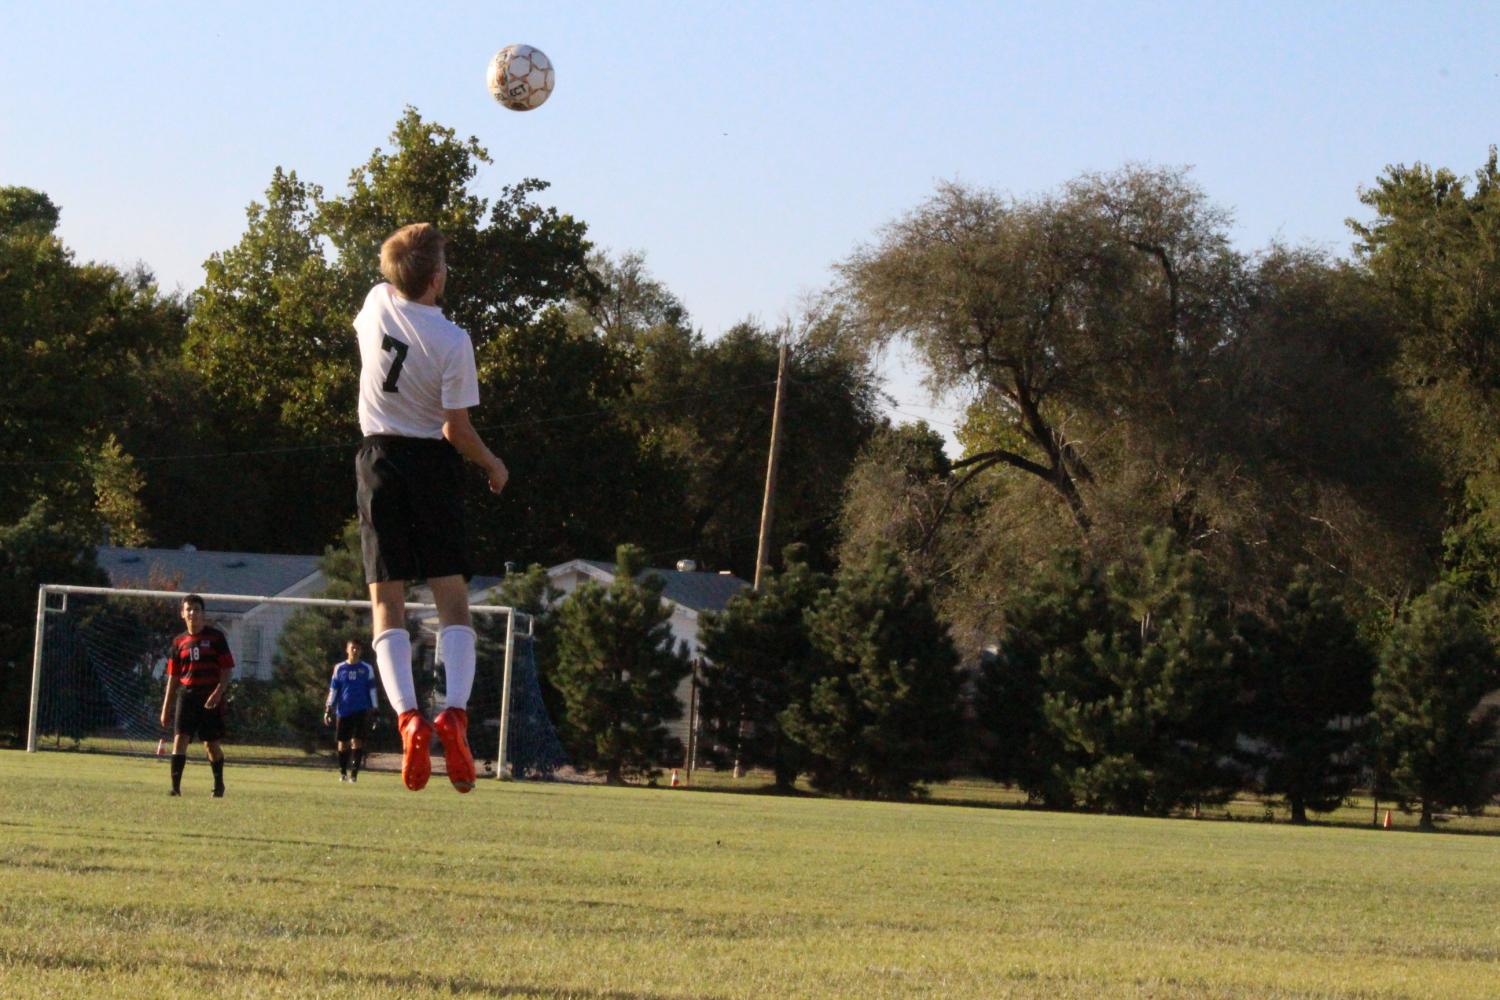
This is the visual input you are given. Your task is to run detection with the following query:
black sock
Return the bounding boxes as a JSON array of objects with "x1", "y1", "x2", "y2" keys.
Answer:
[
  {"x1": 170, "y1": 753, "x2": 186, "y2": 793},
  {"x1": 351, "y1": 748, "x2": 363, "y2": 777},
  {"x1": 210, "y1": 758, "x2": 224, "y2": 792},
  {"x1": 339, "y1": 748, "x2": 351, "y2": 775}
]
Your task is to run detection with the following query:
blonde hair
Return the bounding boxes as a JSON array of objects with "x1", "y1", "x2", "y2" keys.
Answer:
[{"x1": 379, "y1": 223, "x2": 446, "y2": 299}]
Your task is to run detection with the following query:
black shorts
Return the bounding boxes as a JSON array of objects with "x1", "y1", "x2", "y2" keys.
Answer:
[
  {"x1": 335, "y1": 710, "x2": 372, "y2": 742},
  {"x1": 174, "y1": 688, "x2": 226, "y2": 743},
  {"x1": 356, "y1": 435, "x2": 470, "y2": 584}
]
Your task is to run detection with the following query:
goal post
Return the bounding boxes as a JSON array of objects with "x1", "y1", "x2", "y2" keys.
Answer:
[{"x1": 26, "y1": 583, "x2": 559, "y2": 779}]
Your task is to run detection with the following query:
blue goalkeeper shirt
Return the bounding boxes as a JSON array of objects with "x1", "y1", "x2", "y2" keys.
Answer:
[{"x1": 327, "y1": 660, "x2": 380, "y2": 717}]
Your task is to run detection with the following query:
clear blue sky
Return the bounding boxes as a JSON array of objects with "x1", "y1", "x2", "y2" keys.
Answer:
[{"x1": 5, "y1": 2, "x2": 1499, "y2": 445}]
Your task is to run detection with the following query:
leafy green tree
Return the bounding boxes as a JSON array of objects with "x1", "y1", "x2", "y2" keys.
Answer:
[
  {"x1": 835, "y1": 172, "x2": 1432, "y2": 650},
  {"x1": 569, "y1": 253, "x2": 885, "y2": 576},
  {"x1": 0, "y1": 186, "x2": 185, "y2": 532},
  {"x1": 1373, "y1": 584, "x2": 1500, "y2": 830},
  {"x1": 0, "y1": 501, "x2": 108, "y2": 744},
  {"x1": 698, "y1": 543, "x2": 828, "y2": 789},
  {"x1": 177, "y1": 109, "x2": 609, "y2": 558},
  {"x1": 838, "y1": 169, "x2": 1243, "y2": 534},
  {"x1": 465, "y1": 308, "x2": 673, "y2": 568},
  {"x1": 551, "y1": 545, "x2": 690, "y2": 784},
  {"x1": 1354, "y1": 150, "x2": 1500, "y2": 626},
  {"x1": 836, "y1": 422, "x2": 956, "y2": 583},
  {"x1": 1042, "y1": 530, "x2": 1241, "y2": 815},
  {"x1": 782, "y1": 545, "x2": 963, "y2": 799},
  {"x1": 974, "y1": 548, "x2": 1112, "y2": 808},
  {"x1": 1238, "y1": 568, "x2": 1375, "y2": 823},
  {"x1": 88, "y1": 434, "x2": 151, "y2": 547}
]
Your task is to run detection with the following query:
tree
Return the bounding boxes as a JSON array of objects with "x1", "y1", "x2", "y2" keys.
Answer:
[
  {"x1": 1238, "y1": 568, "x2": 1375, "y2": 823},
  {"x1": 782, "y1": 545, "x2": 963, "y2": 799},
  {"x1": 1354, "y1": 150, "x2": 1500, "y2": 626},
  {"x1": 836, "y1": 422, "x2": 955, "y2": 583},
  {"x1": 175, "y1": 109, "x2": 606, "y2": 558},
  {"x1": 624, "y1": 317, "x2": 885, "y2": 577},
  {"x1": 0, "y1": 501, "x2": 109, "y2": 744},
  {"x1": 551, "y1": 544, "x2": 690, "y2": 784},
  {"x1": 838, "y1": 169, "x2": 1243, "y2": 535},
  {"x1": 1373, "y1": 583, "x2": 1500, "y2": 830},
  {"x1": 835, "y1": 172, "x2": 1434, "y2": 649},
  {"x1": 88, "y1": 434, "x2": 151, "y2": 547},
  {"x1": 1041, "y1": 531, "x2": 1241, "y2": 815},
  {"x1": 698, "y1": 543, "x2": 829, "y2": 789},
  {"x1": 0, "y1": 186, "x2": 185, "y2": 533},
  {"x1": 973, "y1": 547, "x2": 1112, "y2": 808}
]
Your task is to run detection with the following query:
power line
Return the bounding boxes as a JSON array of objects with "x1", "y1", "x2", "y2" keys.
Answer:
[{"x1": 0, "y1": 378, "x2": 780, "y2": 470}]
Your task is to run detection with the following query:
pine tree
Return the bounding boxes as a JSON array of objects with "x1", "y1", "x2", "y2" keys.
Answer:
[
  {"x1": 1374, "y1": 583, "x2": 1500, "y2": 830},
  {"x1": 476, "y1": 564, "x2": 567, "y2": 775},
  {"x1": 974, "y1": 548, "x2": 1111, "y2": 808},
  {"x1": 782, "y1": 545, "x2": 962, "y2": 799},
  {"x1": 698, "y1": 544, "x2": 828, "y2": 789},
  {"x1": 552, "y1": 545, "x2": 690, "y2": 784},
  {"x1": 1043, "y1": 530, "x2": 1240, "y2": 815},
  {"x1": 1239, "y1": 568, "x2": 1374, "y2": 823}
]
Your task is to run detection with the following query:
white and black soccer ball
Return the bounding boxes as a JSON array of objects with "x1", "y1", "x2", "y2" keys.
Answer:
[{"x1": 486, "y1": 44, "x2": 554, "y2": 111}]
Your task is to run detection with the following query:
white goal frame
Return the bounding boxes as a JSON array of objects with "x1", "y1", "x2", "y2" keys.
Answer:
[{"x1": 27, "y1": 584, "x2": 529, "y2": 779}]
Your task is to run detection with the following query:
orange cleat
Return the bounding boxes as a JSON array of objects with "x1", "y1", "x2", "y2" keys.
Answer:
[
  {"x1": 398, "y1": 710, "x2": 433, "y2": 791},
  {"x1": 432, "y1": 707, "x2": 475, "y2": 793}
]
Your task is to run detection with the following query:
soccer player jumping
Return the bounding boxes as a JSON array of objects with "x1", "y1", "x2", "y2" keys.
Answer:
[{"x1": 353, "y1": 223, "x2": 508, "y2": 793}]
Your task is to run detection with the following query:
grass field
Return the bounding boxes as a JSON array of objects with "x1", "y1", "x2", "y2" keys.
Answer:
[{"x1": 1, "y1": 752, "x2": 1497, "y2": 999}]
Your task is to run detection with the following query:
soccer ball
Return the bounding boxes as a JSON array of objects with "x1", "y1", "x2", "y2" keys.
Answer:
[{"x1": 486, "y1": 45, "x2": 554, "y2": 111}]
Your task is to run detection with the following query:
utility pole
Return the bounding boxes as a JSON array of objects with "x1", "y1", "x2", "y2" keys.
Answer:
[
  {"x1": 753, "y1": 342, "x2": 789, "y2": 591},
  {"x1": 736, "y1": 342, "x2": 788, "y2": 779}
]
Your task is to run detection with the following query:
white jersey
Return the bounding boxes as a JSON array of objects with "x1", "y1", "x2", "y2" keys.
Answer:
[{"x1": 354, "y1": 283, "x2": 480, "y2": 438}]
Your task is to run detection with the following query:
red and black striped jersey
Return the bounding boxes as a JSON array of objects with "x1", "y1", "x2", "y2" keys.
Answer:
[{"x1": 167, "y1": 627, "x2": 235, "y2": 688}]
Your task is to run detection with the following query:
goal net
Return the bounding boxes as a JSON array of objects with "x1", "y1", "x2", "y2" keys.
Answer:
[{"x1": 26, "y1": 585, "x2": 568, "y2": 779}]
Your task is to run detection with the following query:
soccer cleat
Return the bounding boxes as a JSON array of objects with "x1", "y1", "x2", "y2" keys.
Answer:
[
  {"x1": 432, "y1": 707, "x2": 475, "y2": 793},
  {"x1": 213, "y1": 787, "x2": 225, "y2": 798},
  {"x1": 168, "y1": 789, "x2": 181, "y2": 797},
  {"x1": 339, "y1": 773, "x2": 348, "y2": 783},
  {"x1": 398, "y1": 710, "x2": 433, "y2": 791}
]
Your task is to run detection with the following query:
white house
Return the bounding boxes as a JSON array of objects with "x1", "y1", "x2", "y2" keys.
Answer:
[{"x1": 95, "y1": 546, "x2": 325, "y2": 681}]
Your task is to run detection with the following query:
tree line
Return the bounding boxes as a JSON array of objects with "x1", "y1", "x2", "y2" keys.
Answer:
[{"x1": 3, "y1": 110, "x2": 1500, "y2": 825}]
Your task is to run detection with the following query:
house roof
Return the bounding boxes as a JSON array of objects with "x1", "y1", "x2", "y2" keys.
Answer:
[
  {"x1": 96, "y1": 546, "x2": 323, "y2": 611},
  {"x1": 561, "y1": 559, "x2": 750, "y2": 614}
]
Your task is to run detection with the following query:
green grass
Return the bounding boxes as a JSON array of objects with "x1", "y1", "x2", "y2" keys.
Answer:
[{"x1": 1, "y1": 752, "x2": 1497, "y2": 998}]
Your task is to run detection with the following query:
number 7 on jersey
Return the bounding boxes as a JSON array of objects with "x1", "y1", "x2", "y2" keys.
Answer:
[{"x1": 380, "y1": 334, "x2": 409, "y2": 392}]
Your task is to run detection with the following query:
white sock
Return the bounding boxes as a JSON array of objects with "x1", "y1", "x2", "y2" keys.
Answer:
[
  {"x1": 438, "y1": 625, "x2": 477, "y2": 711},
  {"x1": 372, "y1": 628, "x2": 417, "y2": 715}
]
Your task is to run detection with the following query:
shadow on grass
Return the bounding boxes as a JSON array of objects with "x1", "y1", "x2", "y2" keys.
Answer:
[
  {"x1": 665, "y1": 772, "x2": 1500, "y2": 838},
  {"x1": 0, "y1": 947, "x2": 725, "y2": 1000}
]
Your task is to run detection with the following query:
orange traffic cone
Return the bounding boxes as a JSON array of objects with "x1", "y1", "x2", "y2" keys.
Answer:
[
  {"x1": 669, "y1": 768, "x2": 681, "y2": 788},
  {"x1": 1382, "y1": 809, "x2": 1393, "y2": 830}
]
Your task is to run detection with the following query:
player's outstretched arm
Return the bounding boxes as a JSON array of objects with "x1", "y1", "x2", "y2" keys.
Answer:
[{"x1": 443, "y1": 407, "x2": 508, "y2": 494}]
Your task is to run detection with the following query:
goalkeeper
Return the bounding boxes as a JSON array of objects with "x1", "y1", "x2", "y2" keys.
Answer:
[{"x1": 324, "y1": 639, "x2": 379, "y2": 783}]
